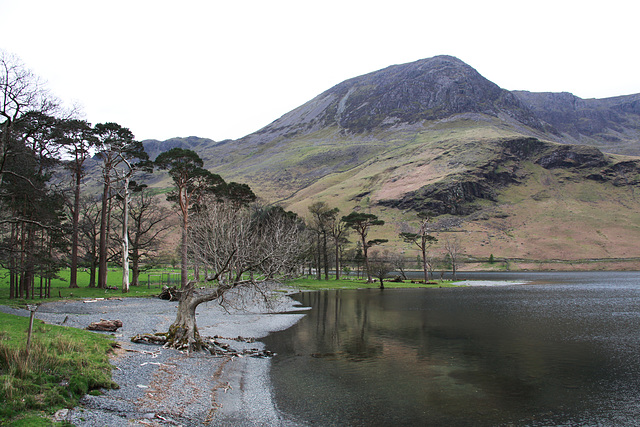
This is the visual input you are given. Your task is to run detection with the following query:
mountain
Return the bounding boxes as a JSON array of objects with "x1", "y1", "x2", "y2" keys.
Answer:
[
  {"x1": 513, "y1": 91, "x2": 640, "y2": 155},
  {"x1": 145, "y1": 55, "x2": 640, "y2": 269}
]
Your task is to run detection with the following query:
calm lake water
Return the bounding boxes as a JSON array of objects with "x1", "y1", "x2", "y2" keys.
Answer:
[{"x1": 263, "y1": 272, "x2": 640, "y2": 426}]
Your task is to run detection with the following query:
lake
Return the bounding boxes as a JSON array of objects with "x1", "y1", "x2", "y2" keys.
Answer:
[{"x1": 263, "y1": 272, "x2": 640, "y2": 426}]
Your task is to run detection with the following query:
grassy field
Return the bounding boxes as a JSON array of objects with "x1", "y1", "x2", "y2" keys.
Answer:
[
  {"x1": 0, "y1": 268, "x2": 181, "y2": 308},
  {"x1": 0, "y1": 312, "x2": 117, "y2": 425}
]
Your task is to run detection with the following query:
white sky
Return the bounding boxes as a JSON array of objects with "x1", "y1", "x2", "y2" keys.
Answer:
[{"x1": 1, "y1": 0, "x2": 638, "y2": 142}]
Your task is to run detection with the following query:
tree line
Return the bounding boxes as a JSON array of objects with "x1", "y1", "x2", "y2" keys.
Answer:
[
  {"x1": 0, "y1": 51, "x2": 174, "y2": 298},
  {"x1": 305, "y1": 202, "x2": 464, "y2": 288}
]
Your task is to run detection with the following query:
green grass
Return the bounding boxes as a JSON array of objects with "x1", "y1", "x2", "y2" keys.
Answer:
[
  {"x1": 287, "y1": 276, "x2": 459, "y2": 290},
  {"x1": 0, "y1": 268, "x2": 182, "y2": 308},
  {"x1": 0, "y1": 312, "x2": 117, "y2": 425}
]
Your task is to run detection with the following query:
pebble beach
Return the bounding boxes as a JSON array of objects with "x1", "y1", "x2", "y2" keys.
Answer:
[{"x1": 1, "y1": 295, "x2": 307, "y2": 426}]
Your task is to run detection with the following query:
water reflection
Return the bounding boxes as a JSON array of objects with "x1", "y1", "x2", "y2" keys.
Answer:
[{"x1": 264, "y1": 275, "x2": 640, "y2": 426}]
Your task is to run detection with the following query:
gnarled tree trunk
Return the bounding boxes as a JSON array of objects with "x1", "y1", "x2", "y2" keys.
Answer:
[{"x1": 165, "y1": 281, "x2": 222, "y2": 352}]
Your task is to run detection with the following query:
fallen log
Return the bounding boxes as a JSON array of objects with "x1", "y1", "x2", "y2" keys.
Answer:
[
  {"x1": 131, "y1": 333, "x2": 168, "y2": 345},
  {"x1": 87, "y1": 319, "x2": 123, "y2": 332}
]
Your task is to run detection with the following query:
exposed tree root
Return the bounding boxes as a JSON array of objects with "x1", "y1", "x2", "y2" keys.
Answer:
[{"x1": 131, "y1": 333, "x2": 275, "y2": 358}]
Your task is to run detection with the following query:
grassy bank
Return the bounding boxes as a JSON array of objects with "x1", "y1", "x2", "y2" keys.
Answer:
[
  {"x1": 0, "y1": 269, "x2": 173, "y2": 424},
  {"x1": 0, "y1": 312, "x2": 117, "y2": 425}
]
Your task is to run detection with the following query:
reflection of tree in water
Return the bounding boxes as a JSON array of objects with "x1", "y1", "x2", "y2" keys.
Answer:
[
  {"x1": 267, "y1": 285, "x2": 640, "y2": 426},
  {"x1": 341, "y1": 305, "x2": 383, "y2": 361}
]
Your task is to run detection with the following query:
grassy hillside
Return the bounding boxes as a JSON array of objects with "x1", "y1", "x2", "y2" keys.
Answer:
[{"x1": 189, "y1": 116, "x2": 640, "y2": 270}]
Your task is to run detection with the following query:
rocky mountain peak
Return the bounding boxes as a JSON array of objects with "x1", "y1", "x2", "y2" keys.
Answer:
[{"x1": 249, "y1": 55, "x2": 543, "y2": 141}]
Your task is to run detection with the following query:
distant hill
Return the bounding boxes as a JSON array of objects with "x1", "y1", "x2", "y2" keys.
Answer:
[{"x1": 141, "y1": 56, "x2": 640, "y2": 269}]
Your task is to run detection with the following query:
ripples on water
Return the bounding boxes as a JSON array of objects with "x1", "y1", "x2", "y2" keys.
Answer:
[{"x1": 263, "y1": 272, "x2": 640, "y2": 426}]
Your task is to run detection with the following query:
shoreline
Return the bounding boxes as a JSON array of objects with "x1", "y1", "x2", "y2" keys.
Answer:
[{"x1": 1, "y1": 295, "x2": 306, "y2": 426}]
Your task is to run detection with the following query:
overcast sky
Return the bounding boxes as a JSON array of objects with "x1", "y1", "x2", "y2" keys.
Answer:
[{"x1": 2, "y1": 0, "x2": 638, "y2": 141}]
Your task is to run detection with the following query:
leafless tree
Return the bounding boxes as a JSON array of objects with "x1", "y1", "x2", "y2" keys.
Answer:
[
  {"x1": 308, "y1": 201, "x2": 337, "y2": 280},
  {"x1": 368, "y1": 250, "x2": 393, "y2": 289},
  {"x1": 0, "y1": 51, "x2": 58, "y2": 181},
  {"x1": 443, "y1": 236, "x2": 463, "y2": 280},
  {"x1": 389, "y1": 252, "x2": 408, "y2": 280},
  {"x1": 111, "y1": 185, "x2": 173, "y2": 287},
  {"x1": 165, "y1": 200, "x2": 305, "y2": 352},
  {"x1": 426, "y1": 251, "x2": 438, "y2": 281},
  {"x1": 94, "y1": 122, "x2": 147, "y2": 289},
  {"x1": 329, "y1": 209, "x2": 349, "y2": 280},
  {"x1": 400, "y1": 212, "x2": 438, "y2": 283}
]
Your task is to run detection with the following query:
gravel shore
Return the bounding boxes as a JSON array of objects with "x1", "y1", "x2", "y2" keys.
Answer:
[{"x1": 1, "y1": 294, "x2": 307, "y2": 426}]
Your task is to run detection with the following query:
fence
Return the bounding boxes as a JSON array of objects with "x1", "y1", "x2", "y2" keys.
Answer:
[{"x1": 147, "y1": 272, "x2": 181, "y2": 288}]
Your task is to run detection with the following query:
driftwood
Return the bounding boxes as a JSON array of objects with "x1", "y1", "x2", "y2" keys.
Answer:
[
  {"x1": 131, "y1": 333, "x2": 168, "y2": 345},
  {"x1": 87, "y1": 319, "x2": 123, "y2": 332},
  {"x1": 158, "y1": 286, "x2": 181, "y2": 301}
]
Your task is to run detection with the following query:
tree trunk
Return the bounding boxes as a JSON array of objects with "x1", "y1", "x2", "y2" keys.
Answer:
[
  {"x1": 421, "y1": 243, "x2": 428, "y2": 283},
  {"x1": 322, "y1": 231, "x2": 329, "y2": 280},
  {"x1": 9, "y1": 221, "x2": 15, "y2": 299},
  {"x1": 335, "y1": 238, "x2": 340, "y2": 280},
  {"x1": 180, "y1": 213, "x2": 189, "y2": 289},
  {"x1": 89, "y1": 260, "x2": 97, "y2": 288},
  {"x1": 166, "y1": 282, "x2": 223, "y2": 352},
  {"x1": 315, "y1": 232, "x2": 322, "y2": 280},
  {"x1": 362, "y1": 236, "x2": 372, "y2": 283},
  {"x1": 70, "y1": 172, "x2": 81, "y2": 288},
  {"x1": 379, "y1": 277, "x2": 384, "y2": 289},
  {"x1": 98, "y1": 176, "x2": 110, "y2": 289},
  {"x1": 122, "y1": 175, "x2": 130, "y2": 293},
  {"x1": 168, "y1": 295, "x2": 202, "y2": 351},
  {"x1": 131, "y1": 247, "x2": 140, "y2": 287}
]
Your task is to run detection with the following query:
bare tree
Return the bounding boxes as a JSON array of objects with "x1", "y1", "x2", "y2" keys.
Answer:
[
  {"x1": 368, "y1": 250, "x2": 393, "y2": 289},
  {"x1": 426, "y1": 251, "x2": 438, "y2": 281},
  {"x1": 127, "y1": 185, "x2": 173, "y2": 286},
  {"x1": 0, "y1": 50, "x2": 58, "y2": 181},
  {"x1": 400, "y1": 212, "x2": 438, "y2": 283},
  {"x1": 164, "y1": 200, "x2": 305, "y2": 352},
  {"x1": 389, "y1": 252, "x2": 408, "y2": 280},
  {"x1": 443, "y1": 236, "x2": 463, "y2": 280},
  {"x1": 328, "y1": 209, "x2": 348, "y2": 280},
  {"x1": 308, "y1": 202, "x2": 337, "y2": 280}
]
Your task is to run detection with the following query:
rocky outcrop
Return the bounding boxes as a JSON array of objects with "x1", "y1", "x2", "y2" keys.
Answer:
[
  {"x1": 378, "y1": 137, "x2": 636, "y2": 216},
  {"x1": 379, "y1": 177, "x2": 498, "y2": 215},
  {"x1": 535, "y1": 145, "x2": 608, "y2": 169}
]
